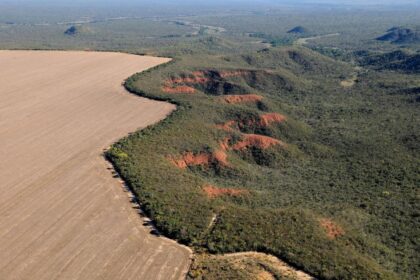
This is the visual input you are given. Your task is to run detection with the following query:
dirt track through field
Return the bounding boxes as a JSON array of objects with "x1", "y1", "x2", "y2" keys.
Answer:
[{"x1": 0, "y1": 51, "x2": 191, "y2": 280}]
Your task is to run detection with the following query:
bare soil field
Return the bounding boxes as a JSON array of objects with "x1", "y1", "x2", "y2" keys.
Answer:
[
  {"x1": 221, "y1": 252, "x2": 315, "y2": 280},
  {"x1": 295, "y1": 33, "x2": 340, "y2": 45},
  {"x1": 0, "y1": 51, "x2": 191, "y2": 280},
  {"x1": 191, "y1": 252, "x2": 316, "y2": 280}
]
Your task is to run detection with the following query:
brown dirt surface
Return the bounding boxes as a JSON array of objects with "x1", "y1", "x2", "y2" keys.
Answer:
[
  {"x1": 216, "y1": 112, "x2": 286, "y2": 133},
  {"x1": 216, "y1": 120, "x2": 237, "y2": 132},
  {"x1": 232, "y1": 134, "x2": 285, "y2": 150},
  {"x1": 340, "y1": 79, "x2": 356, "y2": 88},
  {"x1": 169, "y1": 152, "x2": 213, "y2": 168},
  {"x1": 169, "y1": 150, "x2": 228, "y2": 169},
  {"x1": 259, "y1": 113, "x2": 287, "y2": 127},
  {"x1": 162, "y1": 85, "x2": 196, "y2": 94},
  {"x1": 213, "y1": 150, "x2": 229, "y2": 165},
  {"x1": 0, "y1": 50, "x2": 191, "y2": 280},
  {"x1": 221, "y1": 252, "x2": 316, "y2": 280},
  {"x1": 219, "y1": 137, "x2": 232, "y2": 151},
  {"x1": 221, "y1": 94, "x2": 263, "y2": 104},
  {"x1": 257, "y1": 271, "x2": 276, "y2": 280},
  {"x1": 203, "y1": 185, "x2": 249, "y2": 198},
  {"x1": 319, "y1": 218, "x2": 345, "y2": 239}
]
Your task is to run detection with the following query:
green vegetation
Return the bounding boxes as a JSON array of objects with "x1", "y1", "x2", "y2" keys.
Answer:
[
  {"x1": 107, "y1": 44, "x2": 419, "y2": 280},
  {"x1": 356, "y1": 50, "x2": 420, "y2": 73}
]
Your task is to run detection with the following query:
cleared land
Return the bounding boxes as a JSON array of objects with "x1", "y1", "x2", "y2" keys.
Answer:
[
  {"x1": 0, "y1": 51, "x2": 191, "y2": 280},
  {"x1": 295, "y1": 33, "x2": 340, "y2": 45}
]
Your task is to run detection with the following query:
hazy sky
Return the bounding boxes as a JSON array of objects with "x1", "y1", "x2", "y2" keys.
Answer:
[{"x1": 0, "y1": 0, "x2": 419, "y2": 6}]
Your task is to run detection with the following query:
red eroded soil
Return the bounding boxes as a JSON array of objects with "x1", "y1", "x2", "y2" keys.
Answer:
[
  {"x1": 222, "y1": 94, "x2": 263, "y2": 104},
  {"x1": 216, "y1": 113, "x2": 286, "y2": 133},
  {"x1": 319, "y1": 218, "x2": 345, "y2": 239},
  {"x1": 162, "y1": 86, "x2": 196, "y2": 94},
  {"x1": 166, "y1": 73, "x2": 210, "y2": 85},
  {"x1": 169, "y1": 150, "x2": 228, "y2": 169},
  {"x1": 213, "y1": 149, "x2": 229, "y2": 165},
  {"x1": 219, "y1": 137, "x2": 231, "y2": 151},
  {"x1": 162, "y1": 72, "x2": 211, "y2": 94},
  {"x1": 216, "y1": 120, "x2": 237, "y2": 132},
  {"x1": 169, "y1": 152, "x2": 211, "y2": 168},
  {"x1": 203, "y1": 185, "x2": 249, "y2": 198},
  {"x1": 259, "y1": 113, "x2": 287, "y2": 127},
  {"x1": 232, "y1": 134, "x2": 285, "y2": 150}
]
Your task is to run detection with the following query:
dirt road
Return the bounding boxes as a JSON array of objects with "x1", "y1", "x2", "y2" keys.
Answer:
[
  {"x1": 295, "y1": 33, "x2": 340, "y2": 45},
  {"x1": 0, "y1": 51, "x2": 191, "y2": 280}
]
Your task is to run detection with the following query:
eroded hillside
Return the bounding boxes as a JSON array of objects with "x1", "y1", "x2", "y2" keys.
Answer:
[{"x1": 108, "y1": 47, "x2": 419, "y2": 279}]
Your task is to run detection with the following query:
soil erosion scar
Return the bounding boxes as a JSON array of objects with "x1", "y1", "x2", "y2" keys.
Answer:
[{"x1": 0, "y1": 51, "x2": 191, "y2": 280}]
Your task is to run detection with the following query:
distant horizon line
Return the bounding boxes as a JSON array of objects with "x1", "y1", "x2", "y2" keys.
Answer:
[{"x1": 0, "y1": 0, "x2": 419, "y2": 8}]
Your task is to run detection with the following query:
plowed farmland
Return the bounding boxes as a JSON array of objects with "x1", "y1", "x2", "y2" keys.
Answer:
[{"x1": 0, "y1": 51, "x2": 191, "y2": 280}]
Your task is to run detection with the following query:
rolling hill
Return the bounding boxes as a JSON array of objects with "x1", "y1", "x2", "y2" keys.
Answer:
[
  {"x1": 108, "y1": 46, "x2": 419, "y2": 279},
  {"x1": 376, "y1": 27, "x2": 420, "y2": 44}
]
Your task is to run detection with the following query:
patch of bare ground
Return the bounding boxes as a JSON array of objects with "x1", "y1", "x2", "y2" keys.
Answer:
[
  {"x1": 232, "y1": 134, "x2": 286, "y2": 150},
  {"x1": 259, "y1": 113, "x2": 287, "y2": 126},
  {"x1": 207, "y1": 252, "x2": 316, "y2": 280},
  {"x1": 219, "y1": 137, "x2": 231, "y2": 151},
  {"x1": 319, "y1": 218, "x2": 345, "y2": 239},
  {"x1": 295, "y1": 33, "x2": 340, "y2": 46},
  {"x1": 168, "y1": 150, "x2": 228, "y2": 169},
  {"x1": 340, "y1": 67, "x2": 362, "y2": 88},
  {"x1": 0, "y1": 51, "x2": 191, "y2": 280},
  {"x1": 162, "y1": 85, "x2": 196, "y2": 94},
  {"x1": 216, "y1": 112, "x2": 286, "y2": 133},
  {"x1": 340, "y1": 79, "x2": 356, "y2": 88},
  {"x1": 221, "y1": 94, "x2": 263, "y2": 104},
  {"x1": 218, "y1": 134, "x2": 286, "y2": 155},
  {"x1": 162, "y1": 72, "x2": 210, "y2": 94},
  {"x1": 216, "y1": 120, "x2": 237, "y2": 132},
  {"x1": 164, "y1": 74, "x2": 209, "y2": 86}
]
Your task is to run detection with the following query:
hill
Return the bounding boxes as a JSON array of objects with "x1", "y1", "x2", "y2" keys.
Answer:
[
  {"x1": 64, "y1": 25, "x2": 78, "y2": 35},
  {"x1": 64, "y1": 25, "x2": 92, "y2": 36},
  {"x1": 287, "y1": 26, "x2": 308, "y2": 34},
  {"x1": 108, "y1": 46, "x2": 419, "y2": 280},
  {"x1": 376, "y1": 27, "x2": 420, "y2": 44}
]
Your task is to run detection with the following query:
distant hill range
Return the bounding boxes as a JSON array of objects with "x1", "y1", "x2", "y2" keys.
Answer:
[
  {"x1": 376, "y1": 27, "x2": 420, "y2": 44},
  {"x1": 64, "y1": 26, "x2": 79, "y2": 36},
  {"x1": 64, "y1": 25, "x2": 92, "y2": 36},
  {"x1": 287, "y1": 26, "x2": 308, "y2": 35}
]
